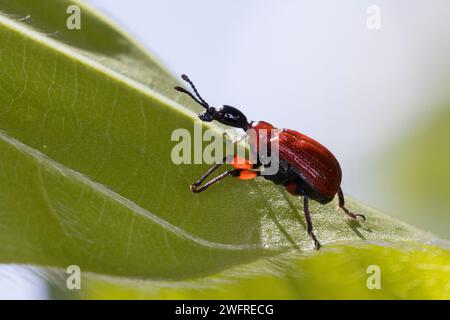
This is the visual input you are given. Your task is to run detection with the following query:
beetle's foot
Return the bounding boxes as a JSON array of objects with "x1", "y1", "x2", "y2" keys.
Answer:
[
  {"x1": 347, "y1": 211, "x2": 366, "y2": 221},
  {"x1": 190, "y1": 183, "x2": 200, "y2": 193},
  {"x1": 314, "y1": 240, "x2": 321, "y2": 250},
  {"x1": 309, "y1": 232, "x2": 321, "y2": 250},
  {"x1": 340, "y1": 206, "x2": 366, "y2": 221}
]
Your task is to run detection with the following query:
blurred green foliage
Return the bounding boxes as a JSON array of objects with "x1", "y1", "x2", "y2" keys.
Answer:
[{"x1": 81, "y1": 244, "x2": 450, "y2": 300}]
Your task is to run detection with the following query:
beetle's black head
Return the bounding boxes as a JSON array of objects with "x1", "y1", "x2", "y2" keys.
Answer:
[{"x1": 174, "y1": 74, "x2": 250, "y2": 131}]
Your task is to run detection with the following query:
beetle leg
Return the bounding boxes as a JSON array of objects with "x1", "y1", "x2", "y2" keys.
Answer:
[
  {"x1": 190, "y1": 155, "x2": 232, "y2": 192},
  {"x1": 303, "y1": 195, "x2": 321, "y2": 250},
  {"x1": 191, "y1": 168, "x2": 261, "y2": 193},
  {"x1": 191, "y1": 169, "x2": 240, "y2": 193},
  {"x1": 338, "y1": 188, "x2": 366, "y2": 221},
  {"x1": 190, "y1": 162, "x2": 223, "y2": 192},
  {"x1": 191, "y1": 154, "x2": 261, "y2": 193}
]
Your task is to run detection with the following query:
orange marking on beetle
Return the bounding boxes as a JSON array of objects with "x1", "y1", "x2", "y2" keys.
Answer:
[
  {"x1": 238, "y1": 170, "x2": 258, "y2": 180},
  {"x1": 232, "y1": 155, "x2": 252, "y2": 170}
]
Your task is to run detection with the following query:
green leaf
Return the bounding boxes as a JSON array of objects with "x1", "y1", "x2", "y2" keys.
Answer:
[{"x1": 0, "y1": 0, "x2": 448, "y2": 299}]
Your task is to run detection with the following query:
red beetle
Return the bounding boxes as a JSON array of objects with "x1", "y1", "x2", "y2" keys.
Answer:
[{"x1": 175, "y1": 74, "x2": 365, "y2": 250}]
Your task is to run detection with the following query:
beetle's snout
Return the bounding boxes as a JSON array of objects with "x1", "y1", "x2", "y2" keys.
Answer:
[
  {"x1": 198, "y1": 107, "x2": 215, "y2": 122},
  {"x1": 198, "y1": 111, "x2": 213, "y2": 122}
]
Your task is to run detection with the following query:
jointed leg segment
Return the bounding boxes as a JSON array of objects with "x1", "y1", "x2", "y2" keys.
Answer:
[
  {"x1": 303, "y1": 195, "x2": 321, "y2": 250},
  {"x1": 190, "y1": 168, "x2": 241, "y2": 193},
  {"x1": 190, "y1": 155, "x2": 260, "y2": 193},
  {"x1": 337, "y1": 188, "x2": 366, "y2": 221}
]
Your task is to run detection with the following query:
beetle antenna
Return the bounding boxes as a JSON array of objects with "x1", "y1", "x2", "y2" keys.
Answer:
[
  {"x1": 174, "y1": 86, "x2": 206, "y2": 108},
  {"x1": 179, "y1": 74, "x2": 210, "y2": 108}
]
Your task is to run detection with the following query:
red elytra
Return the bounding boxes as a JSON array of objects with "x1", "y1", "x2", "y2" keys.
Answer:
[
  {"x1": 175, "y1": 74, "x2": 365, "y2": 250},
  {"x1": 247, "y1": 121, "x2": 341, "y2": 204}
]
